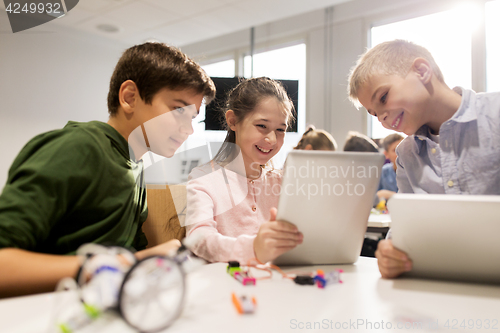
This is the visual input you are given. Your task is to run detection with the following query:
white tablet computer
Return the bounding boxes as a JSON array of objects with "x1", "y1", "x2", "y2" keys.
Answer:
[
  {"x1": 273, "y1": 151, "x2": 385, "y2": 265},
  {"x1": 389, "y1": 194, "x2": 500, "y2": 283}
]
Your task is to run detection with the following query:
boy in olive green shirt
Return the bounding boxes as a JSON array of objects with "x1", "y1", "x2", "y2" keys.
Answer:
[{"x1": 0, "y1": 43, "x2": 215, "y2": 297}]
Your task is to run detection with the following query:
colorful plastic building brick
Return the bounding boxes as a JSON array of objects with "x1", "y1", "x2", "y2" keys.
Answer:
[
  {"x1": 227, "y1": 261, "x2": 256, "y2": 286},
  {"x1": 232, "y1": 293, "x2": 257, "y2": 314},
  {"x1": 313, "y1": 269, "x2": 343, "y2": 288}
]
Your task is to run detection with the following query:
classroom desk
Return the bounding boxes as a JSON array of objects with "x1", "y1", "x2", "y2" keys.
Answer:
[
  {"x1": 2, "y1": 257, "x2": 500, "y2": 333},
  {"x1": 367, "y1": 212, "x2": 391, "y2": 237}
]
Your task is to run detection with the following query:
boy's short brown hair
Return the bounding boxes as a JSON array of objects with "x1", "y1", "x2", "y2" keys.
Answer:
[
  {"x1": 107, "y1": 42, "x2": 216, "y2": 116},
  {"x1": 348, "y1": 40, "x2": 444, "y2": 108},
  {"x1": 343, "y1": 131, "x2": 379, "y2": 153},
  {"x1": 294, "y1": 126, "x2": 337, "y2": 151},
  {"x1": 381, "y1": 133, "x2": 404, "y2": 152}
]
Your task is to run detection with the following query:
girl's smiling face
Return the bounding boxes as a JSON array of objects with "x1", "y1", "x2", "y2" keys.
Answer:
[{"x1": 228, "y1": 97, "x2": 288, "y2": 178}]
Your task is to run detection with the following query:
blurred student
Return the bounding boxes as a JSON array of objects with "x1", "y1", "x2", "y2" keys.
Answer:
[
  {"x1": 341, "y1": 131, "x2": 382, "y2": 257},
  {"x1": 294, "y1": 125, "x2": 337, "y2": 151},
  {"x1": 377, "y1": 133, "x2": 404, "y2": 201},
  {"x1": 343, "y1": 131, "x2": 379, "y2": 152},
  {"x1": 0, "y1": 43, "x2": 216, "y2": 298},
  {"x1": 348, "y1": 39, "x2": 500, "y2": 278}
]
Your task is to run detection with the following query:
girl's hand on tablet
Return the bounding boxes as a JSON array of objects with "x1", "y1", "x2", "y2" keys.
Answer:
[
  {"x1": 253, "y1": 207, "x2": 303, "y2": 263},
  {"x1": 375, "y1": 239, "x2": 412, "y2": 278}
]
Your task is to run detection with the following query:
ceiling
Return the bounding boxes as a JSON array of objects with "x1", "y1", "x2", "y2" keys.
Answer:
[{"x1": 1, "y1": 0, "x2": 352, "y2": 46}]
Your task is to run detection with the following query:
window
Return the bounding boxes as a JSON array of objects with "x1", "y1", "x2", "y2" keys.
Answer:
[
  {"x1": 243, "y1": 43, "x2": 306, "y2": 166},
  {"x1": 183, "y1": 44, "x2": 306, "y2": 168},
  {"x1": 486, "y1": 0, "x2": 500, "y2": 92},
  {"x1": 369, "y1": 5, "x2": 479, "y2": 139},
  {"x1": 148, "y1": 58, "x2": 236, "y2": 183},
  {"x1": 186, "y1": 59, "x2": 237, "y2": 147},
  {"x1": 243, "y1": 44, "x2": 306, "y2": 130},
  {"x1": 202, "y1": 59, "x2": 235, "y2": 78}
]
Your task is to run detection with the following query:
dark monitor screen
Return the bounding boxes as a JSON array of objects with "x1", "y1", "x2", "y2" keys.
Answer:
[{"x1": 204, "y1": 77, "x2": 298, "y2": 132}]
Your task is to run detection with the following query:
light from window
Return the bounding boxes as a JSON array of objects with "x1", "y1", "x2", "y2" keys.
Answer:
[
  {"x1": 243, "y1": 44, "x2": 306, "y2": 167},
  {"x1": 184, "y1": 59, "x2": 236, "y2": 149},
  {"x1": 202, "y1": 59, "x2": 235, "y2": 78},
  {"x1": 370, "y1": 5, "x2": 478, "y2": 139},
  {"x1": 486, "y1": 0, "x2": 500, "y2": 92},
  {"x1": 243, "y1": 44, "x2": 306, "y2": 130}
]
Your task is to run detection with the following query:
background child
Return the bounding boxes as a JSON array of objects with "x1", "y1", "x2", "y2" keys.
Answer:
[
  {"x1": 348, "y1": 39, "x2": 500, "y2": 278},
  {"x1": 294, "y1": 125, "x2": 337, "y2": 151},
  {"x1": 185, "y1": 77, "x2": 303, "y2": 264},
  {"x1": 339, "y1": 130, "x2": 383, "y2": 257},
  {"x1": 343, "y1": 131, "x2": 379, "y2": 152},
  {"x1": 376, "y1": 133, "x2": 404, "y2": 201},
  {"x1": 0, "y1": 42, "x2": 216, "y2": 298}
]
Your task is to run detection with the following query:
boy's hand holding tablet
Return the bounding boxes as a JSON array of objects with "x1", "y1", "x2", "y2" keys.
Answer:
[{"x1": 375, "y1": 239, "x2": 412, "y2": 278}]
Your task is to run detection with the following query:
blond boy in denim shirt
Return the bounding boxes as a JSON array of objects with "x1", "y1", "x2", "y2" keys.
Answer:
[{"x1": 348, "y1": 40, "x2": 500, "y2": 278}]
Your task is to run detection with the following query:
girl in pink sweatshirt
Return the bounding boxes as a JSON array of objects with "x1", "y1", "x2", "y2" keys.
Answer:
[{"x1": 185, "y1": 77, "x2": 303, "y2": 264}]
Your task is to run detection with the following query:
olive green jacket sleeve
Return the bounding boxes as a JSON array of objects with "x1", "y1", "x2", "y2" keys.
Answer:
[{"x1": 0, "y1": 121, "x2": 148, "y2": 254}]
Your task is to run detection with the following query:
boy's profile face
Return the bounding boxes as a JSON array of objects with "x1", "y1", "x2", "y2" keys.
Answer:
[
  {"x1": 132, "y1": 87, "x2": 204, "y2": 158},
  {"x1": 357, "y1": 69, "x2": 430, "y2": 136}
]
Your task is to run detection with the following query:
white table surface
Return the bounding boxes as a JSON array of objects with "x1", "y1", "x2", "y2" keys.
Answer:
[
  {"x1": 367, "y1": 212, "x2": 391, "y2": 228},
  {"x1": 2, "y1": 257, "x2": 500, "y2": 333}
]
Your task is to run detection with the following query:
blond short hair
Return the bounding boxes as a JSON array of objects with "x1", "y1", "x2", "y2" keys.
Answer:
[{"x1": 347, "y1": 40, "x2": 444, "y2": 108}]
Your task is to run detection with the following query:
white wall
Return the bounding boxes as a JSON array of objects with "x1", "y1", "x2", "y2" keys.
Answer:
[
  {"x1": 0, "y1": 10, "x2": 129, "y2": 188},
  {"x1": 0, "y1": 0, "x2": 473, "y2": 187}
]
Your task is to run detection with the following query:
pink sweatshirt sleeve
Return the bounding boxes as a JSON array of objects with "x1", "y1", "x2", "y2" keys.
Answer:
[
  {"x1": 186, "y1": 223, "x2": 257, "y2": 264},
  {"x1": 185, "y1": 166, "x2": 258, "y2": 264}
]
